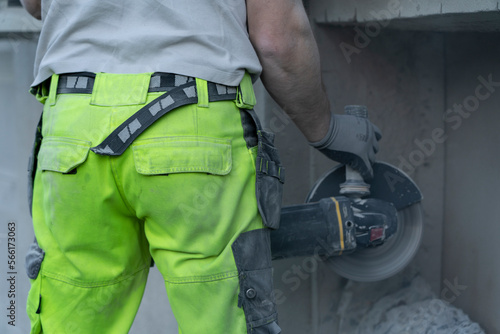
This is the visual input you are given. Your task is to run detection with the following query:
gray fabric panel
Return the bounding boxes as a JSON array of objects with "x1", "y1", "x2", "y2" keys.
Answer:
[
  {"x1": 232, "y1": 229, "x2": 280, "y2": 333},
  {"x1": 255, "y1": 130, "x2": 285, "y2": 229},
  {"x1": 25, "y1": 238, "x2": 45, "y2": 279},
  {"x1": 232, "y1": 229, "x2": 272, "y2": 271},
  {"x1": 252, "y1": 321, "x2": 281, "y2": 334},
  {"x1": 239, "y1": 110, "x2": 258, "y2": 149}
]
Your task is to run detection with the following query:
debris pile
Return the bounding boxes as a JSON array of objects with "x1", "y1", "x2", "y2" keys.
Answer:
[{"x1": 336, "y1": 274, "x2": 484, "y2": 334}]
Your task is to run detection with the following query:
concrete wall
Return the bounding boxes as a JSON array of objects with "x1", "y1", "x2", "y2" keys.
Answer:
[
  {"x1": 0, "y1": 38, "x2": 41, "y2": 334},
  {"x1": 265, "y1": 24, "x2": 447, "y2": 332},
  {"x1": 313, "y1": 24, "x2": 446, "y2": 294},
  {"x1": 442, "y1": 32, "x2": 500, "y2": 334},
  {"x1": 299, "y1": 2, "x2": 500, "y2": 332}
]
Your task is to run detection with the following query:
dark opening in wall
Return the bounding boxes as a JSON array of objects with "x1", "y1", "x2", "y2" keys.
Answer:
[{"x1": 8, "y1": 0, "x2": 22, "y2": 7}]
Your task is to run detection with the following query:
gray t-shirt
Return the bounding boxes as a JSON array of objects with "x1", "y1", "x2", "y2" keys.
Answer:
[{"x1": 32, "y1": 0, "x2": 262, "y2": 87}]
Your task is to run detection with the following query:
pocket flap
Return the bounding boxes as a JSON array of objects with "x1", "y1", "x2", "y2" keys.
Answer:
[
  {"x1": 133, "y1": 136, "x2": 232, "y2": 175},
  {"x1": 38, "y1": 137, "x2": 91, "y2": 173}
]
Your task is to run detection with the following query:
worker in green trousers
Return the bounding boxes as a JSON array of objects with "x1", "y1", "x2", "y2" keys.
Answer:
[{"x1": 20, "y1": 0, "x2": 381, "y2": 333}]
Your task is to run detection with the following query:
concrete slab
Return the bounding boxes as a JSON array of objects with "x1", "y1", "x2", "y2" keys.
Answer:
[{"x1": 311, "y1": 0, "x2": 500, "y2": 32}]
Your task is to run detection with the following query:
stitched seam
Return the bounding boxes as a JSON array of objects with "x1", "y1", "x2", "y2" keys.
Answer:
[
  {"x1": 132, "y1": 136, "x2": 231, "y2": 146},
  {"x1": 137, "y1": 167, "x2": 231, "y2": 175},
  {"x1": 41, "y1": 264, "x2": 149, "y2": 288},
  {"x1": 164, "y1": 270, "x2": 239, "y2": 284},
  {"x1": 109, "y1": 156, "x2": 137, "y2": 217}
]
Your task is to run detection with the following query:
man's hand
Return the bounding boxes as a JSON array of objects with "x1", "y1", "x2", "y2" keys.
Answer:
[
  {"x1": 19, "y1": 0, "x2": 41, "y2": 20},
  {"x1": 310, "y1": 113, "x2": 382, "y2": 180}
]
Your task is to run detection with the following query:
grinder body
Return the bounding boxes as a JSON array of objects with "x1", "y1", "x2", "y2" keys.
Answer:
[
  {"x1": 270, "y1": 105, "x2": 424, "y2": 282},
  {"x1": 271, "y1": 196, "x2": 399, "y2": 259},
  {"x1": 270, "y1": 162, "x2": 423, "y2": 282}
]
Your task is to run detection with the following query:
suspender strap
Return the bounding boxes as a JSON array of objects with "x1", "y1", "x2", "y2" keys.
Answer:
[{"x1": 91, "y1": 80, "x2": 237, "y2": 156}]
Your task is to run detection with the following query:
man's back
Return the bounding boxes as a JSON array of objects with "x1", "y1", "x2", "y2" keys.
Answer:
[{"x1": 32, "y1": 0, "x2": 261, "y2": 87}]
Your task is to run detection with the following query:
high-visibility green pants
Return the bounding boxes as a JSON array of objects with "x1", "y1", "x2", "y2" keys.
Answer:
[{"x1": 27, "y1": 73, "x2": 282, "y2": 333}]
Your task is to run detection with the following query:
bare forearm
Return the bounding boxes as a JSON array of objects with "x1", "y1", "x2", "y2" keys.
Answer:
[
  {"x1": 247, "y1": 0, "x2": 330, "y2": 142},
  {"x1": 257, "y1": 27, "x2": 331, "y2": 142},
  {"x1": 19, "y1": 0, "x2": 41, "y2": 20}
]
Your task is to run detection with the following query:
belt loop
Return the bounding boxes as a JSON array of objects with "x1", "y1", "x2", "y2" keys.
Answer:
[
  {"x1": 236, "y1": 72, "x2": 256, "y2": 110},
  {"x1": 195, "y1": 78, "x2": 209, "y2": 108},
  {"x1": 48, "y1": 74, "x2": 59, "y2": 106},
  {"x1": 29, "y1": 80, "x2": 50, "y2": 105},
  {"x1": 90, "y1": 73, "x2": 151, "y2": 106}
]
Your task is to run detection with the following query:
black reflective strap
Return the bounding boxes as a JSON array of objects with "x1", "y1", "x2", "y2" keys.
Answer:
[
  {"x1": 57, "y1": 72, "x2": 96, "y2": 94},
  {"x1": 91, "y1": 80, "x2": 237, "y2": 156},
  {"x1": 57, "y1": 72, "x2": 197, "y2": 94},
  {"x1": 54, "y1": 72, "x2": 238, "y2": 156},
  {"x1": 148, "y1": 73, "x2": 194, "y2": 92},
  {"x1": 91, "y1": 81, "x2": 197, "y2": 156}
]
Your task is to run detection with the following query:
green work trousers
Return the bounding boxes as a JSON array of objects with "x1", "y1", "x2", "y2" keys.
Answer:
[{"x1": 26, "y1": 73, "x2": 282, "y2": 334}]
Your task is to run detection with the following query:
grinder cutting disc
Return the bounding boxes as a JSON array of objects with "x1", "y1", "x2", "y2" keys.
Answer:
[{"x1": 307, "y1": 162, "x2": 424, "y2": 282}]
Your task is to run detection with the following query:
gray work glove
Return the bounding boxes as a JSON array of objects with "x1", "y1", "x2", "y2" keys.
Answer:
[{"x1": 310, "y1": 113, "x2": 382, "y2": 180}]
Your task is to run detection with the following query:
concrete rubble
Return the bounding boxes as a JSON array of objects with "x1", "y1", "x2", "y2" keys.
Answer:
[{"x1": 335, "y1": 273, "x2": 485, "y2": 334}]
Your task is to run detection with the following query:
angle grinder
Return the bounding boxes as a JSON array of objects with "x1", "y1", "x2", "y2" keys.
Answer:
[{"x1": 270, "y1": 105, "x2": 424, "y2": 282}]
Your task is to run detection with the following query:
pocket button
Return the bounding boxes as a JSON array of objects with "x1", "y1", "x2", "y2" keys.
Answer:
[{"x1": 245, "y1": 288, "x2": 257, "y2": 299}]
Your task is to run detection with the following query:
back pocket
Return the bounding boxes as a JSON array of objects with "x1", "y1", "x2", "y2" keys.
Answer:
[
  {"x1": 38, "y1": 137, "x2": 91, "y2": 173},
  {"x1": 132, "y1": 136, "x2": 232, "y2": 175}
]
